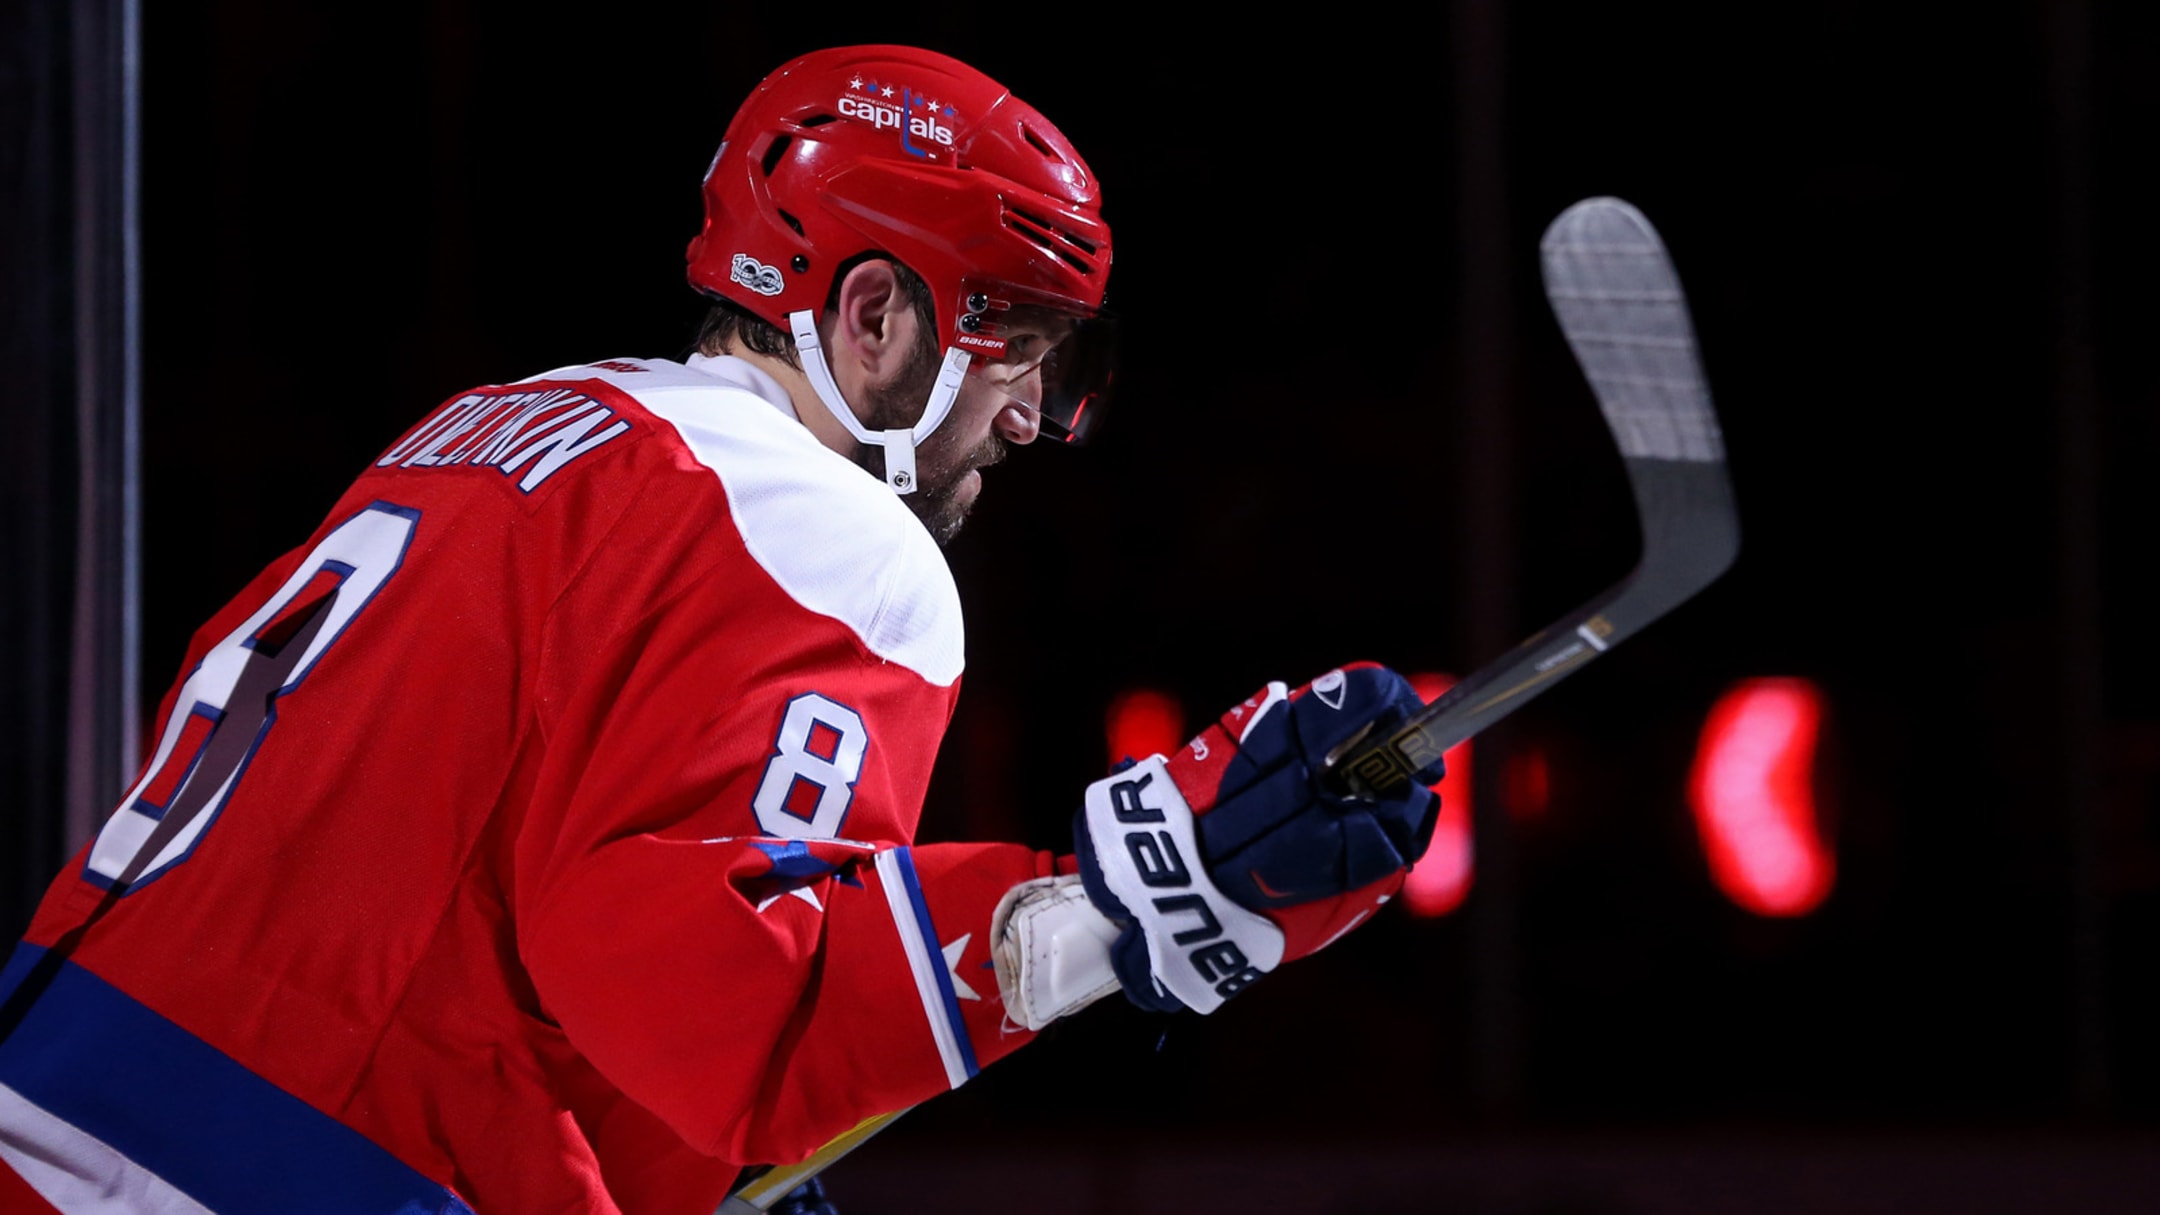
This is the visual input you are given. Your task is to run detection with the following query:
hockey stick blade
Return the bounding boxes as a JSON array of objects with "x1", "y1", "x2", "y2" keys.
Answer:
[{"x1": 1326, "y1": 196, "x2": 1740, "y2": 798}]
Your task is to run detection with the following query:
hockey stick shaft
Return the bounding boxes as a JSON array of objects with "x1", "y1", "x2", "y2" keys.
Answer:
[
  {"x1": 713, "y1": 1109, "x2": 906, "y2": 1213},
  {"x1": 1327, "y1": 196, "x2": 1739, "y2": 797},
  {"x1": 717, "y1": 197, "x2": 1738, "y2": 1211}
]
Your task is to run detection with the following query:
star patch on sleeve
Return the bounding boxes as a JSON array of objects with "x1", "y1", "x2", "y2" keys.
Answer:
[
  {"x1": 739, "y1": 838, "x2": 848, "y2": 913},
  {"x1": 942, "y1": 933, "x2": 980, "y2": 1002}
]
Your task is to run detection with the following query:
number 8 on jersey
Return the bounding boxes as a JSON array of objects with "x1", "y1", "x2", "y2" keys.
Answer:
[{"x1": 752, "y1": 693, "x2": 868, "y2": 840}]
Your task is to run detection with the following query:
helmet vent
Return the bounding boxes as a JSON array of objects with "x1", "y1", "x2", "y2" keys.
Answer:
[
  {"x1": 1019, "y1": 124, "x2": 1059, "y2": 161},
  {"x1": 777, "y1": 209, "x2": 805, "y2": 238},
  {"x1": 799, "y1": 113, "x2": 837, "y2": 127},
  {"x1": 760, "y1": 136, "x2": 793, "y2": 177},
  {"x1": 1004, "y1": 205, "x2": 1100, "y2": 275}
]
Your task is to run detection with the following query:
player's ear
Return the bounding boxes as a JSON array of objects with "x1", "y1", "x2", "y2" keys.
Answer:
[{"x1": 829, "y1": 259, "x2": 923, "y2": 381}]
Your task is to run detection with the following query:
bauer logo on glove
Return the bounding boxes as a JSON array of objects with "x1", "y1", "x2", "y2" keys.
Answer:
[{"x1": 1071, "y1": 663, "x2": 1443, "y2": 1014}]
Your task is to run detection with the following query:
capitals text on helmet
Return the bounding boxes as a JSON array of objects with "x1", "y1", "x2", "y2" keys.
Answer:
[{"x1": 838, "y1": 78, "x2": 956, "y2": 151}]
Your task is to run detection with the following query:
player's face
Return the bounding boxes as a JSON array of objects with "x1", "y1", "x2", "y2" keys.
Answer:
[
  {"x1": 906, "y1": 363, "x2": 1043, "y2": 546},
  {"x1": 858, "y1": 334, "x2": 1045, "y2": 546}
]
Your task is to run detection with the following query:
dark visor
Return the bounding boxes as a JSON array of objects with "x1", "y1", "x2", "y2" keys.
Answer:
[{"x1": 952, "y1": 283, "x2": 1118, "y2": 444}]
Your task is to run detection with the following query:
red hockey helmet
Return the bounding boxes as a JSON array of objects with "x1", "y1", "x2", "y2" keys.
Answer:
[{"x1": 687, "y1": 45, "x2": 1115, "y2": 442}]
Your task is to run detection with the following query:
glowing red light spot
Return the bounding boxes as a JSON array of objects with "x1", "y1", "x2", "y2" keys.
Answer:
[
  {"x1": 1505, "y1": 747, "x2": 1550, "y2": 819},
  {"x1": 1689, "y1": 677, "x2": 1833, "y2": 917},
  {"x1": 1105, "y1": 688, "x2": 1185, "y2": 769},
  {"x1": 1401, "y1": 672, "x2": 1473, "y2": 918}
]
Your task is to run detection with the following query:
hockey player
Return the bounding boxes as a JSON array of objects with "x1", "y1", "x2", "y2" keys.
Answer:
[{"x1": 0, "y1": 45, "x2": 1443, "y2": 1214}]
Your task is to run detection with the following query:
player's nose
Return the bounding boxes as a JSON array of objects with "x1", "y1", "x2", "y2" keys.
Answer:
[{"x1": 994, "y1": 402, "x2": 1040, "y2": 445}]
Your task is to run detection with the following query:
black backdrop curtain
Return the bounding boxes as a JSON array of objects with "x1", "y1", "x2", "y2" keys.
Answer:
[{"x1": 1, "y1": 0, "x2": 140, "y2": 939}]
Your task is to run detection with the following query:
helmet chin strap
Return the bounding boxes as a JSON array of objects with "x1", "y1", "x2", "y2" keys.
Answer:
[{"x1": 789, "y1": 310, "x2": 970, "y2": 496}]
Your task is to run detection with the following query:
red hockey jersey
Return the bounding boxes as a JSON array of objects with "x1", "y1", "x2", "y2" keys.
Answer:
[{"x1": 0, "y1": 355, "x2": 1057, "y2": 1214}]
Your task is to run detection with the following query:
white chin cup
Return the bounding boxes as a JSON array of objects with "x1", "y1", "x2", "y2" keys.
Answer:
[{"x1": 788, "y1": 310, "x2": 970, "y2": 496}]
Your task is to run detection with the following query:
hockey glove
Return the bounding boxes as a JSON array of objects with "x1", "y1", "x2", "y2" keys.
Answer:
[{"x1": 1066, "y1": 663, "x2": 1442, "y2": 1015}]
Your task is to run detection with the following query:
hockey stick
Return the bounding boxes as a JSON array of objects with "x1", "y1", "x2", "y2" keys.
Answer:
[
  {"x1": 1325, "y1": 195, "x2": 1740, "y2": 797},
  {"x1": 714, "y1": 1110, "x2": 904, "y2": 1213},
  {"x1": 714, "y1": 196, "x2": 1739, "y2": 1211}
]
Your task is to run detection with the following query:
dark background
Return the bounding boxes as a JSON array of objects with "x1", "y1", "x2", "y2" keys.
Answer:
[{"x1": 10, "y1": 2, "x2": 2160, "y2": 1211}]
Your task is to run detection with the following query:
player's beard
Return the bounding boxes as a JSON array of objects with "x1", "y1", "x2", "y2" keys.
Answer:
[{"x1": 855, "y1": 344, "x2": 1006, "y2": 547}]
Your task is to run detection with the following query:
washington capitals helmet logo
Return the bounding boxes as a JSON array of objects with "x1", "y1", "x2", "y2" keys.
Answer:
[{"x1": 837, "y1": 75, "x2": 959, "y2": 158}]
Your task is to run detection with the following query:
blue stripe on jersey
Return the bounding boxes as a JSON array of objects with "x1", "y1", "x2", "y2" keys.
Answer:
[
  {"x1": 0, "y1": 942, "x2": 472, "y2": 1215},
  {"x1": 889, "y1": 849, "x2": 980, "y2": 1080}
]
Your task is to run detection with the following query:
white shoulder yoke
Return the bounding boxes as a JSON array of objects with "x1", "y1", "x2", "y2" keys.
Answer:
[{"x1": 541, "y1": 356, "x2": 964, "y2": 688}]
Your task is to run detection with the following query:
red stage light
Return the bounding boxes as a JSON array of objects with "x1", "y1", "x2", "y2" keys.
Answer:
[
  {"x1": 1505, "y1": 746, "x2": 1550, "y2": 820},
  {"x1": 1402, "y1": 673, "x2": 1474, "y2": 918},
  {"x1": 1104, "y1": 688, "x2": 1185, "y2": 769},
  {"x1": 1689, "y1": 677, "x2": 1833, "y2": 916}
]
